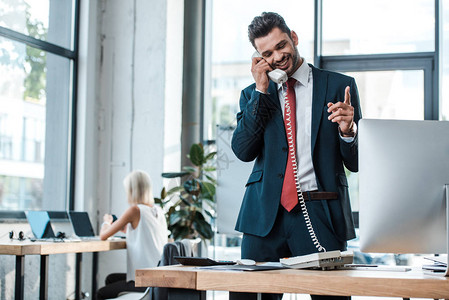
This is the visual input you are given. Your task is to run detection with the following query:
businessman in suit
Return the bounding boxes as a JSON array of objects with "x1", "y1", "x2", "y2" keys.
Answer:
[{"x1": 231, "y1": 12, "x2": 362, "y2": 300}]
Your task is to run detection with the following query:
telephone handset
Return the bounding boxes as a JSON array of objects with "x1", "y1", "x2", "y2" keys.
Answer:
[{"x1": 252, "y1": 52, "x2": 288, "y2": 85}]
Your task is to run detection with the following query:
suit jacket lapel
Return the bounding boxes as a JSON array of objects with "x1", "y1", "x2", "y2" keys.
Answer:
[
  {"x1": 267, "y1": 81, "x2": 285, "y2": 133},
  {"x1": 311, "y1": 65, "x2": 328, "y2": 153}
]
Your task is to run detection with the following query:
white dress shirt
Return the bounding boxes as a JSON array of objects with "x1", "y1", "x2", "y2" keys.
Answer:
[
  {"x1": 276, "y1": 59, "x2": 355, "y2": 191},
  {"x1": 277, "y1": 59, "x2": 317, "y2": 191}
]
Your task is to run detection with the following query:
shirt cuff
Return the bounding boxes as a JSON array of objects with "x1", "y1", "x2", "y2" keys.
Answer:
[
  {"x1": 340, "y1": 135, "x2": 355, "y2": 143},
  {"x1": 255, "y1": 88, "x2": 268, "y2": 94},
  {"x1": 339, "y1": 122, "x2": 357, "y2": 143}
]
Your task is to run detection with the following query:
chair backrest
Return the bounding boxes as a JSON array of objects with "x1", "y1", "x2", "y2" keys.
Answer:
[{"x1": 150, "y1": 239, "x2": 199, "y2": 300}]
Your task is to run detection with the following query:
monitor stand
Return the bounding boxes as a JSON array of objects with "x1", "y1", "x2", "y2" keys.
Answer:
[
  {"x1": 445, "y1": 184, "x2": 449, "y2": 277},
  {"x1": 421, "y1": 186, "x2": 449, "y2": 277}
]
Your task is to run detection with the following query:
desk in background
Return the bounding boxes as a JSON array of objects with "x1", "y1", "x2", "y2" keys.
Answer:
[
  {"x1": 136, "y1": 264, "x2": 449, "y2": 299},
  {"x1": 0, "y1": 239, "x2": 126, "y2": 300}
]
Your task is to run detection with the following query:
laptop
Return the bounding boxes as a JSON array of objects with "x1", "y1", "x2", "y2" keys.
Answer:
[
  {"x1": 25, "y1": 210, "x2": 56, "y2": 241},
  {"x1": 68, "y1": 211, "x2": 101, "y2": 240}
]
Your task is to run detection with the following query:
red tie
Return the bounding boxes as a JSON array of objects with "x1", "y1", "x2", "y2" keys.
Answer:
[{"x1": 280, "y1": 78, "x2": 298, "y2": 212}]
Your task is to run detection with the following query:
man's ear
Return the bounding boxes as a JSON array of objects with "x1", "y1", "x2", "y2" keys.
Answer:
[{"x1": 291, "y1": 30, "x2": 299, "y2": 46}]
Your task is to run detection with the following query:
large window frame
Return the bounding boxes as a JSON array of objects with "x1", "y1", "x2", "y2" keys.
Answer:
[
  {"x1": 0, "y1": 0, "x2": 80, "y2": 218},
  {"x1": 315, "y1": 0, "x2": 440, "y2": 121}
]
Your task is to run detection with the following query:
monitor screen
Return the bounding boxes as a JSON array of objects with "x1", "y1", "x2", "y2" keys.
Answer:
[
  {"x1": 359, "y1": 119, "x2": 449, "y2": 254},
  {"x1": 68, "y1": 211, "x2": 96, "y2": 237},
  {"x1": 25, "y1": 211, "x2": 56, "y2": 239}
]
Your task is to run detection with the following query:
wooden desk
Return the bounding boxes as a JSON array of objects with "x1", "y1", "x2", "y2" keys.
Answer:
[
  {"x1": 0, "y1": 239, "x2": 126, "y2": 300},
  {"x1": 135, "y1": 265, "x2": 449, "y2": 299}
]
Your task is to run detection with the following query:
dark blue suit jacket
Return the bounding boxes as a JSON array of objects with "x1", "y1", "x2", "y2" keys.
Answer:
[{"x1": 231, "y1": 64, "x2": 362, "y2": 242}]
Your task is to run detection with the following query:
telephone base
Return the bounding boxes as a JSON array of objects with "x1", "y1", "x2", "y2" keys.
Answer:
[{"x1": 280, "y1": 250, "x2": 354, "y2": 270}]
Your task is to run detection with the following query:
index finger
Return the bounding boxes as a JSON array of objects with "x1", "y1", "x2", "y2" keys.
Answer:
[
  {"x1": 252, "y1": 56, "x2": 263, "y2": 66},
  {"x1": 344, "y1": 86, "x2": 351, "y2": 105}
]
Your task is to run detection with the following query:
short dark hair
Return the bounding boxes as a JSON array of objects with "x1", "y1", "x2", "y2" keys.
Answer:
[{"x1": 248, "y1": 12, "x2": 291, "y2": 49}]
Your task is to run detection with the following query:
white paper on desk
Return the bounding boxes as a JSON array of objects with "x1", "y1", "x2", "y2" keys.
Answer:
[
  {"x1": 422, "y1": 264, "x2": 447, "y2": 272},
  {"x1": 259, "y1": 262, "x2": 284, "y2": 267},
  {"x1": 342, "y1": 265, "x2": 411, "y2": 272}
]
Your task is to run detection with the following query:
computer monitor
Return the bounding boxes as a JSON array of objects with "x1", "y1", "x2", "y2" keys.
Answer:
[
  {"x1": 25, "y1": 210, "x2": 56, "y2": 239},
  {"x1": 359, "y1": 119, "x2": 449, "y2": 255},
  {"x1": 68, "y1": 211, "x2": 96, "y2": 237}
]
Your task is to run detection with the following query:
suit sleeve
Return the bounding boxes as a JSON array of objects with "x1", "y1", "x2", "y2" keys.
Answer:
[
  {"x1": 231, "y1": 88, "x2": 279, "y2": 162},
  {"x1": 339, "y1": 77, "x2": 362, "y2": 172}
]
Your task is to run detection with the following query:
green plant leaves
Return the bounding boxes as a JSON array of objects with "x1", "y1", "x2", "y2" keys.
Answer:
[
  {"x1": 179, "y1": 195, "x2": 191, "y2": 206},
  {"x1": 159, "y1": 142, "x2": 217, "y2": 241},
  {"x1": 188, "y1": 143, "x2": 204, "y2": 166},
  {"x1": 154, "y1": 197, "x2": 163, "y2": 205},
  {"x1": 182, "y1": 166, "x2": 197, "y2": 174},
  {"x1": 169, "y1": 209, "x2": 189, "y2": 225},
  {"x1": 200, "y1": 181, "x2": 216, "y2": 200},
  {"x1": 193, "y1": 212, "x2": 214, "y2": 239},
  {"x1": 203, "y1": 166, "x2": 216, "y2": 172},
  {"x1": 160, "y1": 187, "x2": 167, "y2": 199},
  {"x1": 166, "y1": 185, "x2": 184, "y2": 196},
  {"x1": 204, "y1": 151, "x2": 217, "y2": 162},
  {"x1": 170, "y1": 226, "x2": 192, "y2": 241},
  {"x1": 183, "y1": 179, "x2": 201, "y2": 196},
  {"x1": 205, "y1": 174, "x2": 217, "y2": 185},
  {"x1": 161, "y1": 171, "x2": 190, "y2": 178}
]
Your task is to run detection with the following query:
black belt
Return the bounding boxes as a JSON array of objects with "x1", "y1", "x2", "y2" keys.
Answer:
[{"x1": 302, "y1": 191, "x2": 338, "y2": 201}]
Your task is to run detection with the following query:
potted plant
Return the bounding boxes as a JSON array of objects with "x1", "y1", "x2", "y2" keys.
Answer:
[{"x1": 155, "y1": 143, "x2": 217, "y2": 241}]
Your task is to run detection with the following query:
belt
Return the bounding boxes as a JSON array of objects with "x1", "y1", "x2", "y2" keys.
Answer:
[{"x1": 302, "y1": 191, "x2": 338, "y2": 201}]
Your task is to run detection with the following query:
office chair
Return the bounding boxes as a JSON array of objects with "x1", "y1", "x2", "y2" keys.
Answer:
[{"x1": 111, "y1": 238, "x2": 200, "y2": 300}]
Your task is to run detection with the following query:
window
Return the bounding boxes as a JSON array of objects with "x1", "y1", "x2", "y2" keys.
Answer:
[
  {"x1": 322, "y1": 0, "x2": 435, "y2": 55},
  {"x1": 0, "y1": 0, "x2": 78, "y2": 212},
  {"x1": 346, "y1": 70, "x2": 424, "y2": 120},
  {"x1": 204, "y1": 0, "x2": 315, "y2": 140}
]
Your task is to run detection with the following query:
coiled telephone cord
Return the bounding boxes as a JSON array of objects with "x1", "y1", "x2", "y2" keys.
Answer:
[{"x1": 282, "y1": 84, "x2": 326, "y2": 252}]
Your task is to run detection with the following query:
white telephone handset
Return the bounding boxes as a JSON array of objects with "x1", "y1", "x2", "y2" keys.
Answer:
[{"x1": 252, "y1": 52, "x2": 288, "y2": 85}]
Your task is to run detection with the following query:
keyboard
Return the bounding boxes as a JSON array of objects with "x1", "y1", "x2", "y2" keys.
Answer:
[
  {"x1": 174, "y1": 256, "x2": 235, "y2": 266},
  {"x1": 78, "y1": 236, "x2": 102, "y2": 241},
  {"x1": 29, "y1": 237, "x2": 64, "y2": 242}
]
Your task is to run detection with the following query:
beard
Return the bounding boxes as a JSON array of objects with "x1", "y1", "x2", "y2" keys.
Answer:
[{"x1": 273, "y1": 47, "x2": 301, "y2": 77}]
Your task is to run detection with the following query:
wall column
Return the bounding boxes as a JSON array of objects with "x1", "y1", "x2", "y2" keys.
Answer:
[{"x1": 181, "y1": 0, "x2": 205, "y2": 165}]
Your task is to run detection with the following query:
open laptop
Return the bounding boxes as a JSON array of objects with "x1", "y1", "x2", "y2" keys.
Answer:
[
  {"x1": 68, "y1": 211, "x2": 101, "y2": 240},
  {"x1": 25, "y1": 210, "x2": 57, "y2": 241}
]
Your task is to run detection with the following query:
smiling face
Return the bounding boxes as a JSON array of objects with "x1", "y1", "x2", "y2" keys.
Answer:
[{"x1": 254, "y1": 27, "x2": 302, "y2": 77}]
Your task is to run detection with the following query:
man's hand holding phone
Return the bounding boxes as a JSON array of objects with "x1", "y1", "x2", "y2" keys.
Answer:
[
  {"x1": 251, "y1": 52, "x2": 274, "y2": 94},
  {"x1": 252, "y1": 52, "x2": 288, "y2": 92}
]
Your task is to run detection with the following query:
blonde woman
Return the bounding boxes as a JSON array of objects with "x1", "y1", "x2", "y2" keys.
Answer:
[{"x1": 97, "y1": 170, "x2": 168, "y2": 300}]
